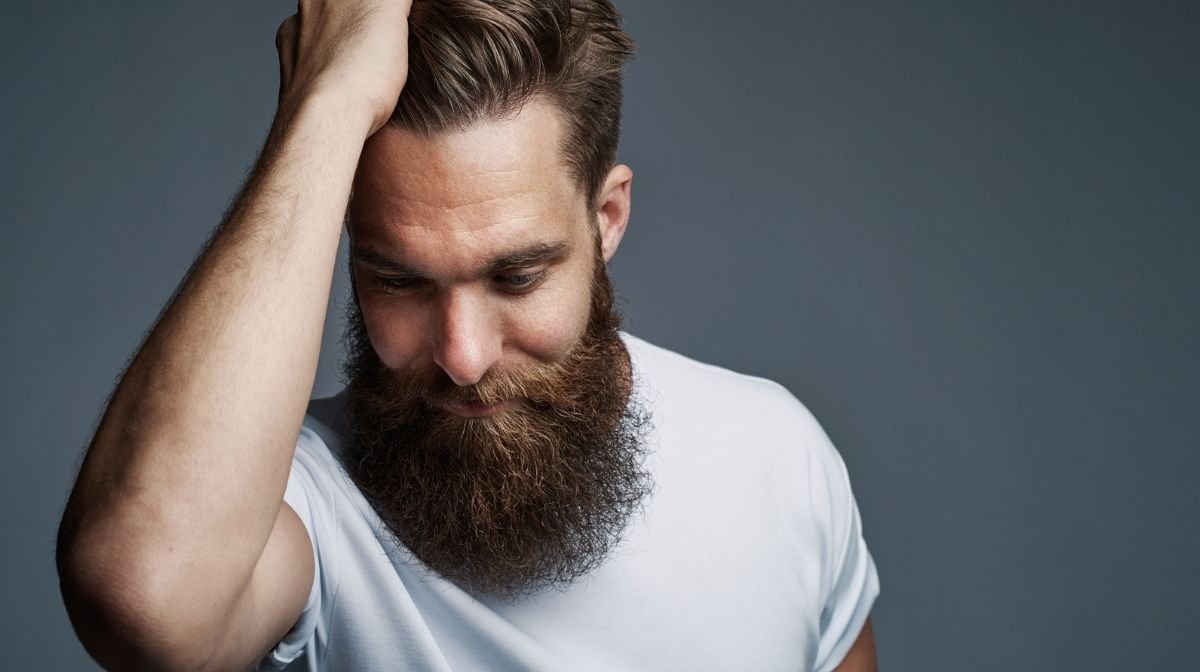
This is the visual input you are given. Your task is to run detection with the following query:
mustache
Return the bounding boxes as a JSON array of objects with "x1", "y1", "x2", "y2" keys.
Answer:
[
  {"x1": 363, "y1": 335, "x2": 620, "y2": 418},
  {"x1": 372, "y1": 362, "x2": 567, "y2": 405},
  {"x1": 354, "y1": 357, "x2": 595, "y2": 432}
]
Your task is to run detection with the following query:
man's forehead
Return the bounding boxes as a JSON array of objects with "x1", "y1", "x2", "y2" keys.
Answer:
[{"x1": 351, "y1": 97, "x2": 582, "y2": 229}]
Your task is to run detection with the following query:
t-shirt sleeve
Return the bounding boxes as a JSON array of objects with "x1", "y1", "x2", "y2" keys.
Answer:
[
  {"x1": 810, "y1": 436, "x2": 881, "y2": 672},
  {"x1": 255, "y1": 428, "x2": 338, "y2": 671}
]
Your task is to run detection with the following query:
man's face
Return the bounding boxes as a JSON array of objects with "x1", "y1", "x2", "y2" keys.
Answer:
[
  {"x1": 342, "y1": 98, "x2": 652, "y2": 601},
  {"x1": 349, "y1": 98, "x2": 610, "y2": 388}
]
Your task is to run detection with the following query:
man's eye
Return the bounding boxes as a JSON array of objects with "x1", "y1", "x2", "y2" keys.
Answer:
[
  {"x1": 497, "y1": 271, "x2": 546, "y2": 292},
  {"x1": 373, "y1": 275, "x2": 423, "y2": 292}
]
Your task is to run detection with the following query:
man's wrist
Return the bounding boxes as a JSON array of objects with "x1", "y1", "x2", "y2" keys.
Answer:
[{"x1": 272, "y1": 86, "x2": 378, "y2": 150}]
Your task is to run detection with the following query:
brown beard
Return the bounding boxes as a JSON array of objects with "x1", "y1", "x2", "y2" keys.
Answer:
[{"x1": 341, "y1": 242, "x2": 653, "y2": 602}]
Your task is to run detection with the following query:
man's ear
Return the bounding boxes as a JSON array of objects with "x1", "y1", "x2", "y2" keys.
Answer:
[{"x1": 594, "y1": 164, "x2": 633, "y2": 262}]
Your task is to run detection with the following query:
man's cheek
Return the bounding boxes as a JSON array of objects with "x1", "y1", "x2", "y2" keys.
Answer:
[
  {"x1": 362, "y1": 301, "x2": 427, "y2": 371},
  {"x1": 503, "y1": 286, "x2": 591, "y2": 363}
]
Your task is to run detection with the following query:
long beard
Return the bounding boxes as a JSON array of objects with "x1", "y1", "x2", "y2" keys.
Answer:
[{"x1": 341, "y1": 247, "x2": 654, "y2": 602}]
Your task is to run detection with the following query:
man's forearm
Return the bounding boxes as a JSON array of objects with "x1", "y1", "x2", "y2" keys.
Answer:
[{"x1": 58, "y1": 91, "x2": 372, "y2": 630}]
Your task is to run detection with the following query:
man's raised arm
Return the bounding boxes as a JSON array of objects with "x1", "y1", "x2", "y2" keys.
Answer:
[{"x1": 55, "y1": 2, "x2": 411, "y2": 669}]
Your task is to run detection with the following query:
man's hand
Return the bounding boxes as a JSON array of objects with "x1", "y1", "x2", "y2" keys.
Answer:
[{"x1": 275, "y1": 0, "x2": 413, "y2": 136}]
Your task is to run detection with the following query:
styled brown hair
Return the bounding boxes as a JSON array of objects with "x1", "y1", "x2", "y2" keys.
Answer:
[{"x1": 389, "y1": 0, "x2": 635, "y2": 214}]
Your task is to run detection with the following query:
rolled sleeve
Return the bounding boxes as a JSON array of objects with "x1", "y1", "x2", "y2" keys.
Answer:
[
  {"x1": 812, "y1": 446, "x2": 880, "y2": 672},
  {"x1": 255, "y1": 428, "x2": 338, "y2": 671}
]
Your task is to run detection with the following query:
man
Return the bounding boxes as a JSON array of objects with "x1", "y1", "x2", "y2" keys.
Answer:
[{"x1": 56, "y1": 0, "x2": 880, "y2": 670}]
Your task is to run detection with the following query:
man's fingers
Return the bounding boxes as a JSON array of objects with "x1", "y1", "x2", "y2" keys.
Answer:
[{"x1": 272, "y1": 0, "x2": 411, "y2": 133}]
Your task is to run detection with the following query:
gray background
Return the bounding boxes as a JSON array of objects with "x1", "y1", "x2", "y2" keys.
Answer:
[{"x1": 2, "y1": 1, "x2": 1196, "y2": 669}]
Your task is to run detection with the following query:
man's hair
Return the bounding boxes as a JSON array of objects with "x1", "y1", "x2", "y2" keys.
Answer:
[{"x1": 389, "y1": 0, "x2": 635, "y2": 214}]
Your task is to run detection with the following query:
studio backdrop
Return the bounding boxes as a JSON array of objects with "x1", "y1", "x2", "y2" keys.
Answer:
[{"x1": 2, "y1": 1, "x2": 1196, "y2": 670}]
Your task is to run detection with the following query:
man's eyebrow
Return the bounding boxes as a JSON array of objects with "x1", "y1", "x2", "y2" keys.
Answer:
[
  {"x1": 485, "y1": 241, "x2": 571, "y2": 273},
  {"x1": 352, "y1": 240, "x2": 572, "y2": 278}
]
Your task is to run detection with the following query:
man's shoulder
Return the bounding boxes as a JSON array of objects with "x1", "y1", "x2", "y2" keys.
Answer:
[
  {"x1": 623, "y1": 332, "x2": 847, "y2": 490},
  {"x1": 621, "y1": 331, "x2": 815, "y2": 423}
]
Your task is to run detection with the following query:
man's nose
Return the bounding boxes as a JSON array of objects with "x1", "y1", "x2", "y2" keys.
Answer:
[{"x1": 430, "y1": 289, "x2": 502, "y2": 387}]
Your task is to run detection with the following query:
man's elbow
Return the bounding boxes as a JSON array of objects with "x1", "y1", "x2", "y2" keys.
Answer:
[{"x1": 58, "y1": 545, "x2": 217, "y2": 672}]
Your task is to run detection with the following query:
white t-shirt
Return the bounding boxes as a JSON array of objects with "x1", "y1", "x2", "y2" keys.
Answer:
[{"x1": 256, "y1": 332, "x2": 880, "y2": 671}]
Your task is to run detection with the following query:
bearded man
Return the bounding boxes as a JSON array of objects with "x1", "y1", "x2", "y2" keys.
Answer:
[{"x1": 57, "y1": 1, "x2": 880, "y2": 670}]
